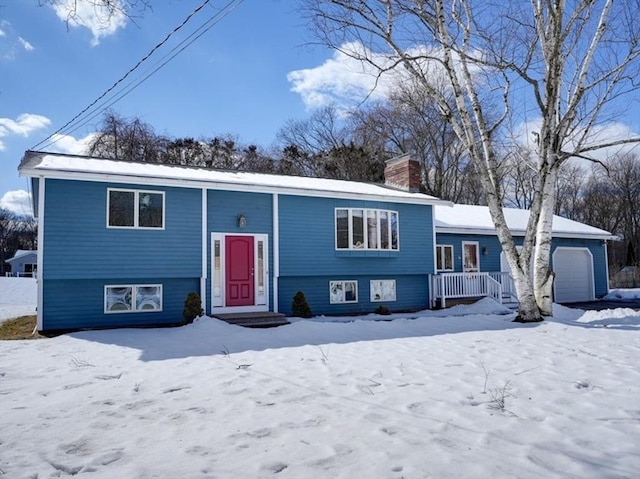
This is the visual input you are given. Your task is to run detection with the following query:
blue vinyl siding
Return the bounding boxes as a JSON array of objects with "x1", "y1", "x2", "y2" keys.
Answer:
[
  {"x1": 278, "y1": 196, "x2": 434, "y2": 315},
  {"x1": 279, "y1": 274, "x2": 429, "y2": 316},
  {"x1": 278, "y1": 196, "x2": 434, "y2": 276},
  {"x1": 436, "y1": 233, "x2": 608, "y2": 298},
  {"x1": 42, "y1": 277, "x2": 199, "y2": 331},
  {"x1": 205, "y1": 190, "x2": 274, "y2": 312},
  {"x1": 43, "y1": 179, "x2": 201, "y2": 280},
  {"x1": 435, "y1": 234, "x2": 502, "y2": 272}
]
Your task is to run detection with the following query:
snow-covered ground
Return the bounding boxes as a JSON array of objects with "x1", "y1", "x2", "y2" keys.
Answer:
[
  {"x1": 0, "y1": 286, "x2": 638, "y2": 478},
  {"x1": 0, "y1": 277, "x2": 37, "y2": 323},
  {"x1": 605, "y1": 288, "x2": 640, "y2": 301}
]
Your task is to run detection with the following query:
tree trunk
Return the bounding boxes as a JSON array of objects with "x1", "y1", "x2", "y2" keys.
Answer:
[{"x1": 534, "y1": 165, "x2": 560, "y2": 316}]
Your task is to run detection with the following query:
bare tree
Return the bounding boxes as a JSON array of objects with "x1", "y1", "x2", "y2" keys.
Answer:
[
  {"x1": 88, "y1": 110, "x2": 168, "y2": 163},
  {"x1": 350, "y1": 81, "x2": 475, "y2": 201},
  {"x1": 304, "y1": 0, "x2": 640, "y2": 321},
  {"x1": 38, "y1": 0, "x2": 151, "y2": 27},
  {"x1": 0, "y1": 209, "x2": 37, "y2": 276}
]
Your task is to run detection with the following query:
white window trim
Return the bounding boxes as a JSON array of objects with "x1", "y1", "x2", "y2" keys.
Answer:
[
  {"x1": 370, "y1": 279, "x2": 396, "y2": 302},
  {"x1": 329, "y1": 280, "x2": 359, "y2": 304},
  {"x1": 335, "y1": 208, "x2": 399, "y2": 251},
  {"x1": 436, "y1": 244, "x2": 454, "y2": 272},
  {"x1": 104, "y1": 284, "x2": 163, "y2": 314},
  {"x1": 107, "y1": 188, "x2": 166, "y2": 230}
]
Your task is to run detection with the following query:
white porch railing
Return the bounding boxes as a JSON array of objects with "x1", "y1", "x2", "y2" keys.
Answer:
[
  {"x1": 429, "y1": 272, "x2": 517, "y2": 308},
  {"x1": 4, "y1": 272, "x2": 37, "y2": 278}
]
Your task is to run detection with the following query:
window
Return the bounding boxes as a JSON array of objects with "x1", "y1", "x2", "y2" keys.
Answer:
[
  {"x1": 370, "y1": 280, "x2": 396, "y2": 302},
  {"x1": 335, "y1": 208, "x2": 399, "y2": 250},
  {"x1": 108, "y1": 188, "x2": 164, "y2": 229},
  {"x1": 329, "y1": 280, "x2": 358, "y2": 304},
  {"x1": 436, "y1": 245, "x2": 454, "y2": 271},
  {"x1": 105, "y1": 284, "x2": 162, "y2": 313}
]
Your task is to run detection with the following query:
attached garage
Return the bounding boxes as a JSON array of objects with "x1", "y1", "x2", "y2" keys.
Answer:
[{"x1": 552, "y1": 247, "x2": 594, "y2": 303}]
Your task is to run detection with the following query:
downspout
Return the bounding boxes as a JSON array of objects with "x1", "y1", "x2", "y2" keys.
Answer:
[
  {"x1": 36, "y1": 176, "x2": 45, "y2": 332},
  {"x1": 431, "y1": 206, "x2": 437, "y2": 309},
  {"x1": 200, "y1": 188, "x2": 207, "y2": 314},
  {"x1": 603, "y1": 239, "x2": 610, "y2": 295},
  {"x1": 272, "y1": 193, "x2": 279, "y2": 313}
]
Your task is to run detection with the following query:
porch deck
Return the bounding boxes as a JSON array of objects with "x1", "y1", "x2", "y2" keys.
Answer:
[{"x1": 429, "y1": 272, "x2": 518, "y2": 309}]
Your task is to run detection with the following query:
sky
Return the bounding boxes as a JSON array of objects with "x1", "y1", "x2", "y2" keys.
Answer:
[
  {"x1": 0, "y1": 0, "x2": 638, "y2": 217},
  {"x1": 1, "y1": 277, "x2": 639, "y2": 476}
]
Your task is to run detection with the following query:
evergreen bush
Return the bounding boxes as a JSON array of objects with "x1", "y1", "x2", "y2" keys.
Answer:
[
  {"x1": 183, "y1": 292, "x2": 204, "y2": 324},
  {"x1": 291, "y1": 291, "x2": 312, "y2": 318}
]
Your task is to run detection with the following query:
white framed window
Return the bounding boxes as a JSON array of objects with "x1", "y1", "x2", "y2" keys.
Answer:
[
  {"x1": 329, "y1": 280, "x2": 358, "y2": 304},
  {"x1": 436, "y1": 245, "x2": 454, "y2": 271},
  {"x1": 335, "y1": 208, "x2": 399, "y2": 251},
  {"x1": 107, "y1": 188, "x2": 165, "y2": 229},
  {"x1": 370, "y1": 280, "x2": 396, "y2": 302},
  {"x1": 104, "y1": 284, "x2": 162, "y2": 313}
]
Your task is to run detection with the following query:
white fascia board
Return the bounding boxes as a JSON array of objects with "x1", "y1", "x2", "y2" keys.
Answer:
[
  {"x1": 435, "y1": 226, "x2": 614, "y2": 241},
  {"x1": 18, "y1": 167, "x2": 453, "y2": 207}
]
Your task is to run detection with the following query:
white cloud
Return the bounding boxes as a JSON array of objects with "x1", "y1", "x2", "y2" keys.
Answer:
[
  {"x1": 51, "y1": 0, "x2": 128, "y2": 46},
  {"x1": 0, "y1": 190, "x2": 32, "y2": 216},
  {"x1": 0, "y1": 28, "x2": 5, "y2": 37},
  {"x1": 288, "y1": 42, "x2": 467, "y2": 112},
  {"x1": 47, "y1": 133, "x2": 96, "y2": 155},
  {"x1": 288, "y1": 42, "x2": 403, "y2": 111},
  {"x1": 514, "y1": 119, "x2": 640, "y2": 161},
  {"x1": 0, "y1": 114, "x2": 51, "y2": 147},
  {"x1": 18, "y1": 37, "x2": 34, "y2": 52}
]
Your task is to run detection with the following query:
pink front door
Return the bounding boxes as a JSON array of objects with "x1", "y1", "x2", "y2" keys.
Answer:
[{"x1": 225, "y1": 236, "x2": 255, "y2": 306}]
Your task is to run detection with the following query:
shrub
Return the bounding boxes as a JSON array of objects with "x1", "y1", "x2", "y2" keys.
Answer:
[
  {"x1": 374, "y1": 305, "x2": 391, "y2": 315},
  {"x1": 183, "y1": 292, "x2": 204, "y2": 324},
  {"x1": 291, "y1": 291, "x2": 312, "y2": 318}
]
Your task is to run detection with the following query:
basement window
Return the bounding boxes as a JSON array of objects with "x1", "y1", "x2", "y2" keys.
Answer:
[
  {"x1": 105, "y1": 284, "x2": 162, "y2": 313},
  {"x1": 329, "y1": 280, "x2": 358, "y2": 304}
]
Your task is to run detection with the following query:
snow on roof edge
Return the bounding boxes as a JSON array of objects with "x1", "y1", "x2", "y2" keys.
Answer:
[
  {"x1": 434, "y1": 204, "x2": 613, "y2": 239},
  {"x1": 19, "y1": 151, "x2": 452, "y2": 206}
]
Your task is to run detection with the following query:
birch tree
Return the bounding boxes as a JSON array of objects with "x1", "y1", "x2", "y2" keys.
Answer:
[{"x1": 304, "y1": 0, "x2": 640, "y2": 321}]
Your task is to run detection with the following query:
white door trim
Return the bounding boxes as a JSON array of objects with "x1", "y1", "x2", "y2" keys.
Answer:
[
  {"x1": 462, "y1": 241, "x2": 480, "y2": 272},
  {"x1": 210, "y1": 232, "x2": 269, "y2": 314}
]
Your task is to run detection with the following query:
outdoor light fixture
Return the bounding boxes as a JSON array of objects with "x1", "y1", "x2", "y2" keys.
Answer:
[
  {"x1": 482, "y1": 246, "x2": 488, "y2": 255},
  {"x1": 237, "y1": 213, "x2": 247, "y2": 228}
]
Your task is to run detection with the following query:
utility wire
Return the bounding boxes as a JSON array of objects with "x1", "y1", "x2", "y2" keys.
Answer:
[
  {"x1": 41, "y1": 0, "x2": 244, "y2": 146},
  {"x1": 32, "y1": 0, "x2": 242, "y2": 150}
]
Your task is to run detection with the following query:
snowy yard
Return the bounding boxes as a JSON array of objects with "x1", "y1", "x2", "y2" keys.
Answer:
[
  {"x1": 0, "y1": 282, "x2": 638, "y2": 478},
  {"x1": 0, "y1": 277, "x2": 37, "y2": 323}
]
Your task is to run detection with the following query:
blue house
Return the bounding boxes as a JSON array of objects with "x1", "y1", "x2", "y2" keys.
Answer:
[
  {"x1": 19, "y1": 151, "x2": 613, "y2": 332},
  {"x1": 432, "y1": 204, "x2": 613, "y2": 306},
  {"x1": 19, "y1": 151, "x2": 450, "y2": 332}
]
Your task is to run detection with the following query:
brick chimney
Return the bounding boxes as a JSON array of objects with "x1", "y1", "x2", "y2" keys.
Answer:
[{"x1": 384, "y1": 154, "x2": 422, "y2": 192}]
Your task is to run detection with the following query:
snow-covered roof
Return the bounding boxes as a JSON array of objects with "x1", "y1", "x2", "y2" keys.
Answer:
[
  {"x1": 19, "y1": 151, "x2": 451, "y2": 206},
  {"x1": 434, "y1": 204, "x2": 613, "y2": 240},
  {"x1": 5, "y1": 250, "x2": 36, "y2": 264}
]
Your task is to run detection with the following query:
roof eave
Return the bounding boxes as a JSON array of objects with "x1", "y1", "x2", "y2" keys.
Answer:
[
  {"x1": 18, "y1": 165, "x2": 452, "y2": 207},
  {"x1": 435, "y1": 226, "x2": 614, "y2": 240}
]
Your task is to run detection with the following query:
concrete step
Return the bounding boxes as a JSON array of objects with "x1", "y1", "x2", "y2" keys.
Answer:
[{"x1": 213, "y1": 311, "x2": 289, "y2": 328}]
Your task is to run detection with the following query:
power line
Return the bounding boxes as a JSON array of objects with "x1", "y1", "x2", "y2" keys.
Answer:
[
  {"x1": 41, "y1": 0, "x2": 244, "y2": 146},
  {"x1": 32, "y1": 0, "x2": 243, "y2": 150}
]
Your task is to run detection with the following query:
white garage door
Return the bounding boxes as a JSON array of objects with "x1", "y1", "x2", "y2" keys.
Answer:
[{"x1": 553, "y1": 248, "x2": 594, "y2": 303}]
